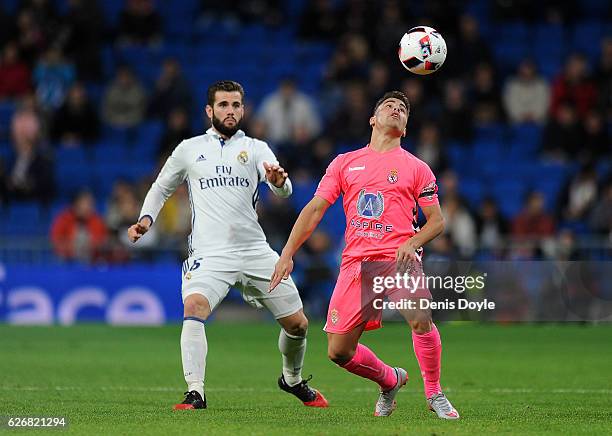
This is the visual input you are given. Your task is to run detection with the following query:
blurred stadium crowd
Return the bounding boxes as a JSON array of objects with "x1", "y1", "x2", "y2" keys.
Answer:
[{"x1": 0, "y1": 0, "x2": 610, "y2": 290}]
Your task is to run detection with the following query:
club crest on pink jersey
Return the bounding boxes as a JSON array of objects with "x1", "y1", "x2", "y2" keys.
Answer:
[
  {"x1": 387, "y1": 169, "x2": 398, "y2": 184},
  {"x1": 330, "y1": 309, "x2": 339, "y2": 324}
]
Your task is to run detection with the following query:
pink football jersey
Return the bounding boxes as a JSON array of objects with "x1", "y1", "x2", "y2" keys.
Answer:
[{"x1": 315, "y1": 145, "x2": 438, "y2": 261}]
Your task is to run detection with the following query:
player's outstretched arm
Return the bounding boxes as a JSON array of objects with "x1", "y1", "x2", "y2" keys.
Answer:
[
  {"x1": 127, "y1": 216, "x2": 152, "y2": 243},
  {"x1": 396, "y1": 203, "x2": 445, "y2": 273},
  {"x1": 269, "y1": 196, "x2": 330, "y2": 291}
]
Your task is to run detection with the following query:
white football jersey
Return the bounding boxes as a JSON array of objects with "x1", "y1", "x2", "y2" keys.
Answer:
[{"x1": 139, "y1": 128, "x2": 292, "y2": 256}]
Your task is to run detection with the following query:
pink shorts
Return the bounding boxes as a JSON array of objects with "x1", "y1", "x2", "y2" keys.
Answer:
[{"x1": 324, "y1": 257, "x2": 432, "y2": 334}]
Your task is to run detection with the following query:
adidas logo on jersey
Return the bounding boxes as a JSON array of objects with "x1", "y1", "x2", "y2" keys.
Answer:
[{"x1": 196, "y1": 155, "x2": 206, "y2": 162}]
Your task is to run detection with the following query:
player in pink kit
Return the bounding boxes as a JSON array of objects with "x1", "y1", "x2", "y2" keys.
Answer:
[{"x1": 270, "y1": 91, "x2": 459, "y2": 419}]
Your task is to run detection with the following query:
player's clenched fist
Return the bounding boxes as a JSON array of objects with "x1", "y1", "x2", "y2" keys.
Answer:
[
  {"x1": 263, "y1": 161, "x2": 288, "y2": 188},
  {"x1": 127, "y1": 217, "x2": 151, "y2": 243},
  {"x1": 269, "y1": 255, "x2": 294, "y2": 292}
]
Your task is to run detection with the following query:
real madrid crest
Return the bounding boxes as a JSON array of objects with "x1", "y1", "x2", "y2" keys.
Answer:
[
  {"x1": 330, "y1": 309, "x2": 339, "y2": 325},
  {"x1": 387, "y1": 169, "x2": 398, "y2": 184},
  {"x1": 237, "y1": 150, "x2": 248, "y2": 164},
  {"x1": 185, "y1": 272, "x2": 192, "y2": 280}
]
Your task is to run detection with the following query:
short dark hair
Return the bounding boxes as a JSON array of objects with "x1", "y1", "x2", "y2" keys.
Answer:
[
  {"x1": 373, "y1": 90, "x2": 410, "y2": 115},
  {"x1": 207, "y1": 80, "x2": 245, "y2": 107}
]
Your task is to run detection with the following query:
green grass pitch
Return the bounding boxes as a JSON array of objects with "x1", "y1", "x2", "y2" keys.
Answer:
[{"x1": 1, "y1": 323, "x2": 611, "y2": 435}]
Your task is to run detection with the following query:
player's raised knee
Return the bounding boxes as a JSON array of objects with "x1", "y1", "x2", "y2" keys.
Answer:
[{"x1": 183, "y1": 294, "x2": 211, "y2": 319}]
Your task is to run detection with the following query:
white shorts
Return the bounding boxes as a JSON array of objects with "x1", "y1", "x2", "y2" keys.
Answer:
[{"x1": 181, "y1": 248, "x2": 303, "y2": 319}]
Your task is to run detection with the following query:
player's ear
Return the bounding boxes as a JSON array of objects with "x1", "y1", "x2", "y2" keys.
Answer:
[
  {"x1": 402, "y1": 129, "x2": 406, "y2": 137},
  {"x1": 369, "y1": 116, "x2": 376, "y2": 127},
  {"x1": 205, "y1": 105, "x2": 213, "y2": 120}
]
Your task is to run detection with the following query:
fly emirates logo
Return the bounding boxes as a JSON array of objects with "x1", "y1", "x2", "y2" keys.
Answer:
[
  {"x1": 350, "y1": 189, "x2": 393, "y2": 239},
  {"x1": 198, "y1": 165, "x2": 250, "y2": 190}
]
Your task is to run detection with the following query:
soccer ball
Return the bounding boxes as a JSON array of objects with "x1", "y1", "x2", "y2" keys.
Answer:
[{"x1": 398, "y1": 26, "x2": 447, "y2": 75}]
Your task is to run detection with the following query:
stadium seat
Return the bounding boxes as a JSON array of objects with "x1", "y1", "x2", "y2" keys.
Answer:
[
  {"x1": 55, "y1": 161, "x2": 94, "y2": 200},
  {"x1": 0, "y1": 101, "x2": 16, "y2": 141},
  {"x1": 458, "y1": 178, "x2": 485, "y2": 210},
  {"x1": 570, "y1": 21, "x2": 604, "y2": 62},
  {"x1": 55, "y1": 146, "x2": 88, "y2": 165},
  {"x1": 4, "y1": 202, "x2": 44, "y2": 235},
  {"x1": 489, "y1": 180, "x2": 527, "y2": 219},
  {"x1": 291, "y1": 180, "x2": 318, "y2": 210}
]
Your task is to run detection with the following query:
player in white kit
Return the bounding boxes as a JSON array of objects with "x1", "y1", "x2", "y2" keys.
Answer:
[{"x1": 127, "y1": 81, "x2": 328, "y2": 410}]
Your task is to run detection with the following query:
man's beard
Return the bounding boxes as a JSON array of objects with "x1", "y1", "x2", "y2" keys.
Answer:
[{"x1": 212, "y1": 113, "x2": 242, "y2": 138}]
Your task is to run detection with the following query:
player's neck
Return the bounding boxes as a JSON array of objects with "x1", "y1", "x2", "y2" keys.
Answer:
[{"x1": 369, "y1": 131, "x2": 402, "y2": 153}]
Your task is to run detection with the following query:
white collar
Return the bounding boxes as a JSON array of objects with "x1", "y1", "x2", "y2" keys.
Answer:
[{"x1": 206, "y1": 128, "x2": 245, "y2": 142}]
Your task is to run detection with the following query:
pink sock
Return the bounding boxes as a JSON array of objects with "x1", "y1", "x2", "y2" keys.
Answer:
[
  {"x1": 340, "y1": 343, "x2": 397, "y2": 391},
  {"x1": 412, "y1": 323, "x2": 442, "y2": 398}
]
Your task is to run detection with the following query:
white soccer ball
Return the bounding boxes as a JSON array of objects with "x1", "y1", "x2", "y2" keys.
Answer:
[{"x1": 398, "y1": 26, "x2": 447, "y2": 75}]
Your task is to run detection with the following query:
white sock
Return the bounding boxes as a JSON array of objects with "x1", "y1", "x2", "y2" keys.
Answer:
[
  {"x1": 181, "y1": 318, "x2": 207, "y2": 397},
  {"x1": 278, "y1": 329, "x2": 306, "y2": 386}
]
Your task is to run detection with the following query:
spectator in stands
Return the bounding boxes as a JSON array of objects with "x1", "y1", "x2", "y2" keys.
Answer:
[
  {"x1": 542, "y1": 102, "x2": 582, "y2": 160},
  {"x1": 503, "y1": 59, "x2": 550, "y2": 124},
  {"x1": 107, "y1": 182, "x2": 159, "y2": 259},
  {"x1": 148, "y1": 58, "x2": 192, "y2": 119},
  {"x1": 61, "y1": 0, "x2": 104, "y2": 80},
  {"x1": 414, "y1": 122, "x2": 447, "y2": 174},
  {"x1": 594, "y1": 37, "x2": 611, "y2": 119},
  {"x1": 589, "y1": 179, "x2": 612, "y2": 237},
  {"x1": 197, "y1": 0, "x2": 284, "y2": 29},
  {"x1": 158, "y1": 108, "x2": 192, "y2": 159},
  {"x1": 448, "y1": 14, "x2": 492, "y2": 77},
  {"x1": 559, "y1": 163, "x2": 598, "y2": 222},
  {"x1": 298, "y1": 229, "x2": 336, "y2": 314},
  {"x1": 440, "y1": 80, "x2": 473, "y2": 142},
  {"x1": 117, "y1": 0, "x2": 162, "y2": 46},
  {"x1": 545, "y1": 229, "x2": 579, "y2": 261},
  {"x1": 550, "y1": 54, "x2": 598, "y2": 121},
  {"x1": 258, "y1": 194, "x2": 299, "y2": 252},
  {"x1": 400, "y1": 78, "x2": 427, "y2": 139},
  {"x1": 101, "y1": 65, "x2": 147, "y2": 129},
  {"x1": 307, "y1": 136, "x2": 335, "y2": 175},
  {"x1": 0, "y1": 42, "x2": 31, "y2": 99},
  {"x1": 366, "y1": 61, "x2": 391, "y2": 105},
  {"x1": 328, "y1": 81, "x2": 371, "y2": 144},
  {"x1": 32, "y1": 46, "x2": 75, "y2": 110},
  {"x1": 476, "y1": 197, "x2": 508, "y2": 252},
  {"x1": 50, "y1": 190, "x2": 107, "y2": 262},
  {"x1": 298, "y1": 0, "x2": 340, "y2": 41},
  {"x1": 582, "y1": 111, "x2": 609, "y2": 160},
  {"x1": 52, "y1": 82, "x2": 99, "y2": 144},
  {"x1": 438, "y1": 169, "x2": 461, "y2": 203},
  {"x1": 4, "y1": 109, "x2": 53, "y2": 203},
  {"x1": 253, "y1": 78, "x2": 321, "y2": 146},
  {"x1": 19, "y1": 0, "x2": 59, "y2": 32},
  {"x1": 441, "y1": 195, "x2": 477, "y2": 258},
  {"x1": 337, "y1": 0, "x2": 372, "y2": 37},
  {"x1": 324, "y1": 34, "x2": 370, "y2": 84},
  {"x1": 471, "y1": 62, "x2": 504, "y2": 125},
  {"x1": 512, "y1": 191, "x2": 555, "y2": 240},
  {"x1": 157, "y1": 183, "x2": 191, "y2": 255},
  {"x1": 106, "y1": 179, "x2": 134, "y2": 230},
  {"x1": 373, "y1": 0, "x2": 408, "y2": 59},
  {"x1": 0, "y1": 6, "x2": 16, "y2": 47},
  {"x1": 16, "y1": 9, "x2": 46, "y2": 66}
]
